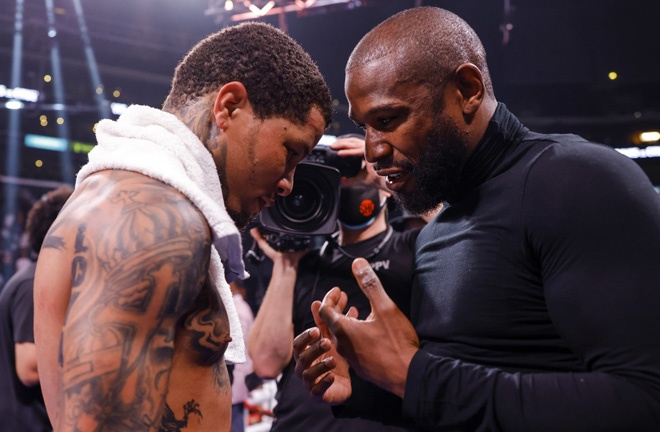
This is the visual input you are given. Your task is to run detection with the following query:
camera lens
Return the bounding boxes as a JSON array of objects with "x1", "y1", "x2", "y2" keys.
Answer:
[
  {"x1": 261, "y1": 162, "x2": 341, "y2": 235},
  {"x1": 278, "y1": 179, "x2": 322, "y2": 223}
]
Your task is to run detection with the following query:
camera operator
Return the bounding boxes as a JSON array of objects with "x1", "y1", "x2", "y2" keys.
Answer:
[{"x1": 247, "y1": 136, "x2": 420, "y2": 431}]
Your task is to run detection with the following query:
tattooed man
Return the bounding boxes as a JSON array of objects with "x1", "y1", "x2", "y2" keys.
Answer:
[{"x1": 33, "y1": 22, "x2": 332, "y2": 432}]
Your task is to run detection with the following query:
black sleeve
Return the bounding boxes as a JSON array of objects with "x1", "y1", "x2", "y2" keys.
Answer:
[
  {"x1": 12, "y1": 278, "x2": 36, "y2": 344},
  {"x1": 332, "y1": 369, "x2": 414, "y2": 429},
  {"x1": 401, "y1": 144, "x2": 660, "y2": 431}
]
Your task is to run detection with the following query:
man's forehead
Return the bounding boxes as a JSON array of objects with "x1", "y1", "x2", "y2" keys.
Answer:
[
  {"x1": 347, "y1": 53, "x2": 423, "y2": 104},
  {"x1": 347, "y1": 66, "x2": 421, "y2": 110},
  {"x1": 347, "y1": 49, "x2": 404, "y2": 76},
  {"x1": 274, "y1": 105, "x2": 325, "y2": 128}
]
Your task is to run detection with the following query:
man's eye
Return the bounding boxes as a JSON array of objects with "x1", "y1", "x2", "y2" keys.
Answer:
[
  {"x1": 379, "y1": 117, "x2": 393, "y2": 126},
  {"x1": 286, "y1": 147, "x2": 303, "y2": 164}
]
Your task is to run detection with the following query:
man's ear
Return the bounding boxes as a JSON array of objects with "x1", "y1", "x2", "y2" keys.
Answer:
[
  {"x1": 453, "y1": 63, "x2": 485, "y2": 117},
  {"x1": 212, "y1": 81, "x2": 249, "y2": 131}
]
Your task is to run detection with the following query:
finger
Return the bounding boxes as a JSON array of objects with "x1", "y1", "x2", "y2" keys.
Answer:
[
  {"x1": 321, "y1": 287, "x2": 345, "y2": 313},
  {"x1": 346, "y1": 306, "x2": 359, "y2": 319},
  {"x1": 311, "y1": 301, "x2": 329, "y2": 334},
  {"x1": 337, "y1": 289, "x2": 349, "y2": 313},
  {"x1": 318, "y1": 287, "x2": 349, "y2": 332},
  {"x1": 336, "y1": 147, "x2": 364, "y2": 158},
  {"x1": 301, "y1": 355, "x2": 336, "y2": 388},
  {"x1": 311, "y1": 301, "x2": 323, "y2": 327},
  {"x1": 250, "y1": 227, "x2": 276, "y2": 257},
  {"x1": 293, "y1": 327, "x2": 320, "y2": 361},
  {"x1": 365, "y1": 161, "x2": 389, "y2": 191},
  {"x1": 309, "y1": 372, "x2": 335, "y2": 399},
  {"x1": 331, "y1": 138, "x2": 365, "y2": 156},
  {"x1": 311, "y1": 301, "x2": 333, "y2": 341},
  {"x1": 249, "y1": 227, "x2": 263, "y2": 242},
  {"x1": 331, "y1": 136, "x2": 360, "y2": 148},
  {"x1": 352, "y1": 257, "x2": 396, "y2": 314},
  {"x1": 294, "y1": 337, "x2": 332, "y2": 377}
]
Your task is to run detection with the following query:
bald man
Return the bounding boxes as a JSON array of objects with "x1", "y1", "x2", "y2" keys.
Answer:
[{"x1": 294, "y1": 7, "x2": 660, "y2": 432}]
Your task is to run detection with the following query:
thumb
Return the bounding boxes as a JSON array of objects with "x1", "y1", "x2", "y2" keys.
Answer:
[
  {"x1": 250, "y1": 227, "x2": 275, "y2": 256},
  {"x1": 318, "y1": 287, "x2": 348, "y2": 335},
  {"x1": 311, "y1": 300, "x2": 330, "y2": 340},
  {"x1": 352, "y1": 258, "x2": 395, "y2": 314}
]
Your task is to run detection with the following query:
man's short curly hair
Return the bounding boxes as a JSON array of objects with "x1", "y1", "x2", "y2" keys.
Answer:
[
  {"x1": 164, "y1": 22, "x2": 333, "y2": 127},
  {"x1": 26, "y1": 185, "x2": 73, "y2": 254}
]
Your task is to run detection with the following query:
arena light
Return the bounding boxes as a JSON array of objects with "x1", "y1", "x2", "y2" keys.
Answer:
[
  {"x1": 24, "y1": 134, "x2": 95, "y2": 154},
  {"x1": 46, "y1": 0, "x2": 75, "y2": 184},
  {"x1": 25, "y1": 134, "x2": 68, "y2": 152},
  {"x1": 639, "y1": 131, "x2": 660, "y2": 143},
  {"x1": 630, "y1": 130, "x2": 660, "y2": 145},
  {"x1": 5, "y1": 100, "x2": 24, "y2": 110},
  {"x1": 206, "y1": 0, "x2": 355, "y2": 23},
  {"x1": 72, "y1": 0, "x2": 110, "y2": 119},
  {"x1": 110, "y1": 102, "x2": 128, "y2": 115},
  {"x1": 616, "y1": 145, "x2": 660, "y2": 159},
  {"x1": 0, "y1": 84, "x2": 40, "y2": 102},
  {"x1": 247, "y1": 0, "x2": 275, "y2": 16},
  {"x1": 3, "y1": 0, "x2": 25, "y2": 282}
]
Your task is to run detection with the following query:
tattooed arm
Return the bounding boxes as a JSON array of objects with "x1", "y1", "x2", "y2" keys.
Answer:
[{"x1": 35, "y1": 172, "x2": 212, "y2": 431}]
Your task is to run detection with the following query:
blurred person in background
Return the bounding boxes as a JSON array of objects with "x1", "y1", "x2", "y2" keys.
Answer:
[
  {"x1": 0, "y1": 185, "x2": 73, "y2": 432},
  {"x1": 229, "y1": 279, "x2": 255, "y2": 432}
]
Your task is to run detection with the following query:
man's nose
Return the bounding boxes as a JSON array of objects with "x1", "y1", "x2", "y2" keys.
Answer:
[
  {"x1": 276, "y1": 171, "x2": 294, "y2": 196},
  {"x1": 364, "y1": 130, "x2": 392, "y2": 163}
]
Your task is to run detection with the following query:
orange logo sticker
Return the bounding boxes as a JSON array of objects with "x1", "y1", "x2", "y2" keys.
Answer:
[{"x1": 359, "y1": 199, "x2": 375, "y2": 217}]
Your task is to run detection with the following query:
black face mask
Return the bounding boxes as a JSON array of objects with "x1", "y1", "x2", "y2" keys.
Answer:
[{"x1": 338, "y1": 185, "x2": 384, "y2": 230}]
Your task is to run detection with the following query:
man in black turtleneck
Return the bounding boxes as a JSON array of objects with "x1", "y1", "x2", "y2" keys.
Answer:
[{"x1": 293, "y1": 7, "x2": 660, "y2": 432}]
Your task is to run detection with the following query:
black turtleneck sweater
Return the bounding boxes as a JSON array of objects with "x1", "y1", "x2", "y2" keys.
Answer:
[{"x1": 342, "y1": 104, "x2": 660, "y2": 431}]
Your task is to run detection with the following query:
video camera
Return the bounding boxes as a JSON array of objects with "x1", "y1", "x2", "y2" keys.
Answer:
[{"x1": 257, "y1": 135, "x2": 363, "y2": 251}]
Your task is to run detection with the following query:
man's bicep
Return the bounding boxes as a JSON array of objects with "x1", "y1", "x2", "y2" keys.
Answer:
[
  {"x1": 58, "y1": 180, "x2": 212, "y2": 429},
  {"x1": 523, "y1": 145, "x2": 660, "y2": 375}
]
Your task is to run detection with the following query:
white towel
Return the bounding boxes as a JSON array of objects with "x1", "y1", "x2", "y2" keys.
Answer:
[{"x1": 76, "y1": 104, "x2": 247, "y2": 364}]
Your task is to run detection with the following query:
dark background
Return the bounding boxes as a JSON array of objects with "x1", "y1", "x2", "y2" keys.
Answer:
[{"x1": 1, "y1": 0, "x2": 659, "y2": 181}]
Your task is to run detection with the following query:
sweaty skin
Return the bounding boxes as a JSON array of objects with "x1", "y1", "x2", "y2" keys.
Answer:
[{"x1": 34, "y1": 170, "x2": 232, "y2": 432}]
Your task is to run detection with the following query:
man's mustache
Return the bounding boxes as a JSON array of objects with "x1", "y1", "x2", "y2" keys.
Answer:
[{"x1": 373, "y1": 159, "x2": 414, "y2": 172}]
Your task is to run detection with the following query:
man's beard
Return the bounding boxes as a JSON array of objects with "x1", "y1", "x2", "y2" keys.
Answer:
[
  {"x1": 227, "y1": 209, "x2": 256, "y2": 231},
  {"x1": 395, "y1": 115, "x2": 469, "y2": 215}
]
